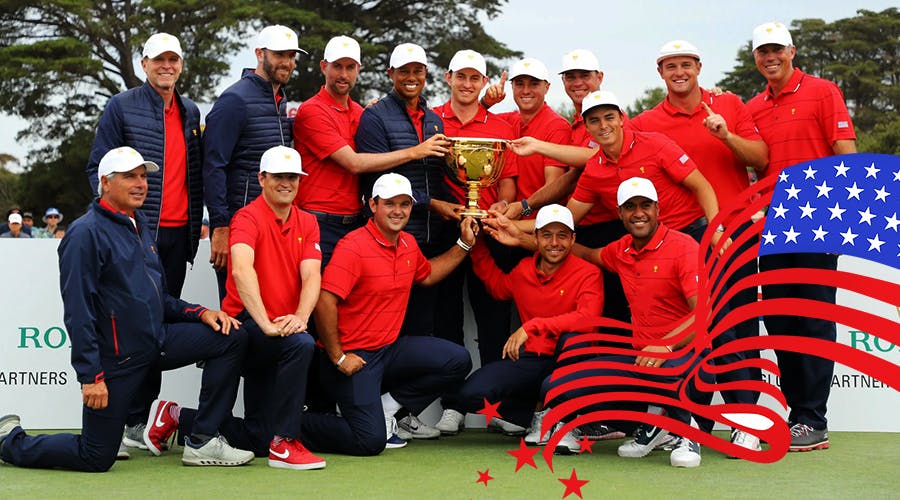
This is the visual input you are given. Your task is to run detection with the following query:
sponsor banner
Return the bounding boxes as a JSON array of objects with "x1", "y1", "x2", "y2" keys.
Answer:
[{"x1": 1, "y1": 241, "x2": 897, "y2": 430}]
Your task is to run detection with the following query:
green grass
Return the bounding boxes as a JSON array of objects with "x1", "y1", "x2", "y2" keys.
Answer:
[{"x1": 3, "y1": 430, "x2": 899, "y2": 499}]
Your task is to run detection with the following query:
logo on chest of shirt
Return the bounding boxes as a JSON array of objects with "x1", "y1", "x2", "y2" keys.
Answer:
[
  {"x1": 640, "y1": 166, "x2": 646, "y2": 174},
  {"x1": 559, "y1": 289, "x2": 565, "y2": 296},
  {"x1": 791, "y1": 108, "x2": 796, "y2": 115},
  {"x1": 653, "y1": 265, "x2": 659, "y2": 273},
  {"x1": 298, "y1": 237, "x2": 303, "y2": 245},
  {"x1": 407, "y1": 259, "x2": 411, "y2": 268}
]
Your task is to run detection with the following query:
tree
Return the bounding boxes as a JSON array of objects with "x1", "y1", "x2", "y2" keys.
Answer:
[
  {"x1": 625, "y1": 87, "x2": 666, "y2": 117},
  {"x1": 717, "y1": 8, "x2": 899, "y2": 154}
]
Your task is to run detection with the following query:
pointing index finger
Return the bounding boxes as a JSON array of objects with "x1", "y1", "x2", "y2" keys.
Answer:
[
  {"x1": 498, "y1": 70, "x2": 508, "y2": 87},
  {"x1": 700, "y1": 101, "x2": 715, "y2": 117}
]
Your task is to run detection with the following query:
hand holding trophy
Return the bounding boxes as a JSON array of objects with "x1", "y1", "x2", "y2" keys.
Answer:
[{"x1": 443, "y1": 137, "x2": 510, "y2": 218}]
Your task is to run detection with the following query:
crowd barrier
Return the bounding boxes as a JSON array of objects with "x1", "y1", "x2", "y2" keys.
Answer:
[{"x1": 1, "y1": 239, "x2": 897, "y2": 431}]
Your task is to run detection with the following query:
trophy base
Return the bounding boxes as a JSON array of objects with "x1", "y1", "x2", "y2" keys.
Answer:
[{"x1": 460, "y1": 208, "x2": 489, "y2": 219}]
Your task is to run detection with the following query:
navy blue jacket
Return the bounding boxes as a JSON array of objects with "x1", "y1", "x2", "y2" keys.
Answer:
[
  {"x1": 203, "y1": 69, "x2": 292, "y2": 229},
  {"x1": 355, "y1": 90, "x2": 452, "y2": 247},
  {"x1": 86, "y1": 81, "x2": 204, "y2": 263},
  {"x1": 59, "y1": 201, "x2": 207, "y2": 385}
]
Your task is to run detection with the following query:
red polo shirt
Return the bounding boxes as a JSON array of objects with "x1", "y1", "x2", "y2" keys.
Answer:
[
  {"x1": 322, "y1": 219, "x2": 431, "y2": 351},
  {"x1": 747, "y1": 69, "x2": 855, "y2": 177},
  {"x1": 499, "y1": 104, "x2": 571, "y2": 213},
  {"x1": 292, "y1": 86, "x2": 365, "y2": 214},
  {"x1": 434, "y1": 101, "x2": 519, "y2": 208},
  {"x1": 572, "y1": 129, "x2": 704, "y2": 231},
  {"x1": 600, "y1": 224, "x2": 698, "y2": 347},
  {"x1": 222, "y1": 196, "x2": 322, "y2": 318},
  {"x1": 159, "y1": 101, "x2": 188, "y2": 226},
  {"x1": 630, "y1": 89, "x2": 761, "y2": 216},
  {"x1": 471, "y1": 242, "x2": 603, "y2": 356}
]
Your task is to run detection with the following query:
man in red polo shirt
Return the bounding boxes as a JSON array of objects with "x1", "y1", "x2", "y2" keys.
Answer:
[
  {"x1": 747, "y1": 21, "x2": 856, "y2": 452},
  {"x1": 486, "y1": 177, "x2": 709, "y2": 466},
  {"x1": 494, "y1": 57, "x2": 571, "y2": 217},
  {"x1": 509, "y1": 90, "x2": 723, "y2": 246},
  {"x1": 435, "y1": 204, "x2": 603, "y2": 437},
  {"x1": 300, "y1": 173, "x2": 475, "y2": 455},
  {"x1": 149, "y1": 146, "x2": 326, "y2": 470},
  {"x1": 292, "y1": 35, "x2": 450, "y2": 266},
  {"x1": 629, "y1": 39, "x2": 769, "y2": 451},
  {"x1": 432, "y1": 49, "x2": 520, "y2": 369}
]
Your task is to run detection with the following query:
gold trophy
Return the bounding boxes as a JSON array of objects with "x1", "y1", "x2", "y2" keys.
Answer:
[{"x1": 443, "y1": 137, "x2": 510, "y2": 218}]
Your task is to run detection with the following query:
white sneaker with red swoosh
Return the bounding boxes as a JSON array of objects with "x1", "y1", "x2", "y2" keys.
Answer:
[
  {"x1": 268, "y1": 437, "x2": 326, "y2": 470},
  {"x1": 144, "y1": 399, "x2": 179, "y2": 456}
]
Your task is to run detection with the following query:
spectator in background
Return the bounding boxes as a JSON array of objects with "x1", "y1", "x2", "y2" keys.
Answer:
[
  {"x1": 0, "y1": 207, "x2": 32, "y2": 237},
  {"x1": 1, "y1": 213, "x2": 31, "y2": 238},
  {"x1": 21, "y1": 211, "x2": 34, "y2": 230},
  {"x1": 32, "y1": 208, "x2": 63, "y2": 238},
  {"x1": 54, "y1": 227, "x2": 66, "y2": 239}
]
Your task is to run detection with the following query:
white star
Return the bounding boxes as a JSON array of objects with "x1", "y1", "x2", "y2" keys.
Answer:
[
  {"x1": 894, "y1": 169, "x2": 900, "y2": 182},
  {"x1": 834, "y1": 161, "x2": 849, "y2": 177},
  {"x1": 815, "y1": 180, "x2": 833, "y2": 198},
  {"x1": 778, "y1": 171, "x2": 789, "y2": 183},
  {"x1": 845, "y1": 182, "x2": 863, "y2": 200},
  {"x1": 867, "y1": 234, "x2": 885, "y2": 252},
  {"x1": 873, "y1": 186, "x2": 890, "y2": 202},
  {"x1": 840, "y1": 227, "x2": 858, "y2": 246},
  {"x1": 858, "y1": 207, "x2": 876, "y2": 225},
  {"x1": 783, "y1": 226, "x2": 800, "y2": 244},
  {"x1": 802, "y1": 165, "x2": 817, "y2": 179},
  {"x1": 762, "y1": 231, "x2": 777, "y2": 245},
  {"x1": 812, "y1": 225, "x2": 828, "y2": 241},
  {"x1": 784, "y1": 184, "x2": 801, "y2": 200},
  {"x1": 884, "y1": 213, "x2": 900, "y2": 232},
  {"x1": 799, "y1": 201, "x2": 817, "y2": 219},
  {"x1": 771, "y1": 203, "x2": 789, "y2": 219},
  {"x1": 828, "y1": 202, "x2": 846, "y2": 220},
  {"x1": 864, "y1": 162, "x2": 880, "y2": 179}
]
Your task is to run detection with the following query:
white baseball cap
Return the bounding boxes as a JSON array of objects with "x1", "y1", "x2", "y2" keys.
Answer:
[
  {"x1": 448, "y1": 49, "x2": 487, "y2": 76},
  {"x1": 617, "y1": 177, "x2": 659, "y2": 206},
  {"x1": 581, "y1": 90, "x2": 621, "y2": 117},
  {"x1": 260, "y1": 146, "x2": 307, "y2": 175},
  {"x1": 535, "y1": 204, "x2": 574, "y2": 231},
  {"x1": 752, "y1": 22, "x2": 793, "y2": 51},
  {"x1": 560, "y1": 49, "x2": 600, "y2": 73},
  {"x1": 256, "y1": 25, "x2": 306, "y2": 53},
  {"x1": 372, "y1": 173, "x2": 417, "y2": 202},
  {"x1": 508, "y1": 57, "x2": 550, "y2": 82},
  {"x1": 390, "y1": 43, "x2": 427, "y2": 69},
  {"x1": 324, "y1": 35, "x2": 360, "y2": 64},
  {"x1": 143, "y1": 33, "x2": 183, "y2": 59},
  {"x1": 98, "y1": 147, "x2": 159, "y2": 178},
  {"x1": 656, "y1": 40, "x2": 700, "y2": 64},
  {"x1": 8, "y1": 213, "x2": 22, "y2": 225}
]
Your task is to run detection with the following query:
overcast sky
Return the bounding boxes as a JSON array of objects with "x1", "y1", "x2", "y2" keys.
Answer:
[{"x1": 1, "y1": 1, "x2": 894, "y2": 166}]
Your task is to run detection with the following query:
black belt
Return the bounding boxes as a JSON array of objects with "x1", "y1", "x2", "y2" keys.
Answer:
[
  {"x1": 308, "y1": 210, "x2": 361, "y2": 225},
  {"x1": 681, "y1": 216, "x2": 708, "y2": 234}
]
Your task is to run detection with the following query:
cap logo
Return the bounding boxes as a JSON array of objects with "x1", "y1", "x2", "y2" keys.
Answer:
[
  {"x1": 551, "y1": 208, "x2": 560, "y2": 214},
  {"x1": 342, "y1": 42, "x2": 349, "y2": 47},
  {"x1": 284, "y1": 153, "x2": 292, "y2": 159},
  {"x1": 572, "y1": 54, "x2": 578, "y2": 60},
  {"x1": 524, "y1": 62, "x2": 531, "y2": 67},
  {"x1": 631, "y1": 181, "x2": 639, "y2": 188},
  {"x1": 467, "y1": 54, "x2": 474, "y2": 59},
  {"x1": 766, "y1": 27, "x2": 773, "y2": 33},
  {"x1": 162, "y1": 35, "x2": 170, "y2": 41},
  {"x1": 407, "y1": 47, "x2": 414, "y2": 53},
  {"x1": 285, "y1": 32, "x2": 293, "y2": 39},
  {"x1": 673, "y1": 44, "x2": 681, "y2": 49}
]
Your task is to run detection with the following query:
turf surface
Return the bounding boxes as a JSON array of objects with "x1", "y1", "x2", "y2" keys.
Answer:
[{"x1": 3, "y1": 429, "x2": 898, "y2": 499}]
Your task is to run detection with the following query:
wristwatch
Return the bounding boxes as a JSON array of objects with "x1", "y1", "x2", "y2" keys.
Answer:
[{"x1": 520, "y1": 199, "x2": 533, "y2": 217}]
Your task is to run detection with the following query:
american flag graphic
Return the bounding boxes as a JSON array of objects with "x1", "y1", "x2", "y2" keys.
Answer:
[{"x1": 538, "y1": 153, "x2": 900, "y2": 468}]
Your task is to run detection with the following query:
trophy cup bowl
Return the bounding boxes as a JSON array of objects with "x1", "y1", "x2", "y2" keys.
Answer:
[{"x1": 443, "y1": 137, "x2": 509, "y2": 218}]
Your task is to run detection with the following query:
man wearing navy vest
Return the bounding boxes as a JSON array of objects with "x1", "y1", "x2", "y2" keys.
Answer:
[
  {"x1": 86, "y1": 32, "x2": 202, "y2": 299},
  {"x1": 203, "y1": 25, "x2": 304, "y2": 300}
]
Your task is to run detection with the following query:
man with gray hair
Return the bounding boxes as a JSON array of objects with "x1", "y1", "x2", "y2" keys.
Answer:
[{"x1": 87, "y1": 32, "x2": 203, "y2": 298}]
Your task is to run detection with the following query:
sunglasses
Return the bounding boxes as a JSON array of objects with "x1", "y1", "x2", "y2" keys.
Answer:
[{"x1": 46, "y1": 215, "x2": 60, "y2": 219}]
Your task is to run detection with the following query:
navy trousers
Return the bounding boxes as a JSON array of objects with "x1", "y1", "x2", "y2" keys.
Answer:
[
  {"x1": 444, "y1": 353, "x2": 555, "y2": 428},
  {"x1": 178, "y1": 316, "x2": 315, "y2": 456},
  {"x1": 301, "y1": 336, "x2": 471, "y2": 456},
  {"x1": 759, "y1": 251, "x2": 838, "y2": 429},
  {"x1": 1, "y1": 322, "x2": 247, "y2": 472}
]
